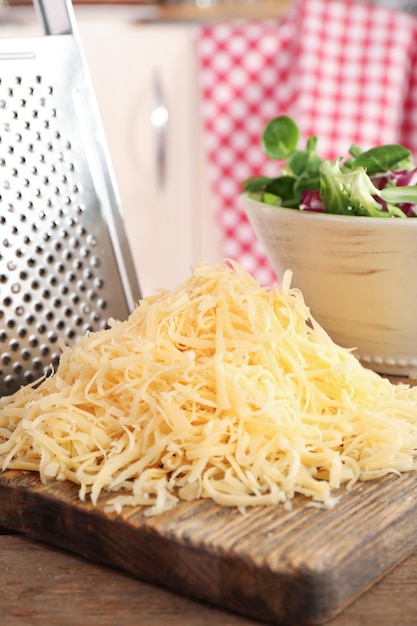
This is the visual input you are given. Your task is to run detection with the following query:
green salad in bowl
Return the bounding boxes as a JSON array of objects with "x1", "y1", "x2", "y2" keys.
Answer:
[
  {"x1": 240, "y1": 116, "x2": 417, "y2": 376},
  {"x1": 242, "y1": 116, "x2": 417, "y2": 218}
]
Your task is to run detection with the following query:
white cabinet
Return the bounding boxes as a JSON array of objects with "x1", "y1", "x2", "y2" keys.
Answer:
[
  {"x1": 78, "y1": 18, "x2": 220, "y2": 297},
  {"x1": 1, "y1": 10, "x2": 220, "y2": 297}
]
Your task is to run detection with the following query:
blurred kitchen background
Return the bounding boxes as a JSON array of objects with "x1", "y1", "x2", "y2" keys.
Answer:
[{"x1": 2, "y1": 0, "x2": 417, "y2": 296}]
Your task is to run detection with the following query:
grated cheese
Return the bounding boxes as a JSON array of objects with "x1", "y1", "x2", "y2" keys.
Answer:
[{"x1": 1, "y1": 259, "x2": 417, "y2": 517}]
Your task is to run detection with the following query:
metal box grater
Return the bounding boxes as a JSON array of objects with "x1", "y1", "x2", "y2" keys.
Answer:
[{"x1": 0, "y1": 0, "x2": 141, "y2": 396}]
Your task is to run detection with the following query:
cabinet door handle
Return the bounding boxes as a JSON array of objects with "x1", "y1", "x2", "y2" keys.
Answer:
[{"x1": 150, "y1": 70, "x2": 168, "y2": 191}]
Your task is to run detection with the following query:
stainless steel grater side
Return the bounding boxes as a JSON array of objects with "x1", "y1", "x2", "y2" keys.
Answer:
[{"x1": 0, "y1": 0, "x2": 141, "y2": 396}]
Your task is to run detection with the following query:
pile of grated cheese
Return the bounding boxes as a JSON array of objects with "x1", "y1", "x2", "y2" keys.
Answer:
[{"x1": 1, "y1": 260, "x2": 417, "y2": 517}]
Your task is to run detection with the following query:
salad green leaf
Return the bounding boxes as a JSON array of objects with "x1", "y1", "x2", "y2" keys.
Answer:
[
  {"x1": 242, "y1": 116, "x2": 417, "y2": 217},
  {"x1": 352, "y1": 144, "x2": 412, "y2": 176},
  {"x1": 261, "y1": 115, "x2": 299, "y2": 159}
]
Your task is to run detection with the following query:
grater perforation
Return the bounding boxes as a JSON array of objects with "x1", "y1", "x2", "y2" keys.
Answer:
[{"x1": 0, "y1": 0, "x2": 141, "y2": 395}]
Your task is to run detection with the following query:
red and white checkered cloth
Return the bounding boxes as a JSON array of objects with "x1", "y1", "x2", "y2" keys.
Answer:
[{"x1": 196, "y1": 0, "x2": 417, "y2": 285}]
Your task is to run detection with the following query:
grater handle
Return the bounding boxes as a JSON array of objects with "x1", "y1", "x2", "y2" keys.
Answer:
[{"x1": 33, "y1": 0, "x2": 77, "y2": 37}]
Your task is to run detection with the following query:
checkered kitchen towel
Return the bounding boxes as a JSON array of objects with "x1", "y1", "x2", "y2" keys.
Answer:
[{"x1": 196, "y1": 0, "x2": 417, "y2": 285}]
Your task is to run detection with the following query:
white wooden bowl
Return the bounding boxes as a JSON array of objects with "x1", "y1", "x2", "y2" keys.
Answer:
[{"x1": 242, "y1": 192, "x2": 417, "y2": 376}]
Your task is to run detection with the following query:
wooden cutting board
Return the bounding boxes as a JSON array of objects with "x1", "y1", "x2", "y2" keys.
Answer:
[{"x1": 1, "y1": 467, "x2": 417, "y2": 626}]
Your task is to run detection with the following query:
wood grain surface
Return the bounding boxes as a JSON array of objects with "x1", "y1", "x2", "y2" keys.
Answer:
[
  {"x1": 1, "y1": 466, "x2": 417, "y2": 625},
  {"x1": 2, "y1": 530, "x2": 417, "y2": 626}
]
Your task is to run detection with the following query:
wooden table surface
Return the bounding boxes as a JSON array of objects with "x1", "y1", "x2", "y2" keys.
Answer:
[{"x1": 1, "y1": 525, "x2": 417, "y2": 626}]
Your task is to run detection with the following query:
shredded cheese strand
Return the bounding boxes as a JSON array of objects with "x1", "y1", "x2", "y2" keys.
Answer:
[{"x1": 1, "y1": 260, "x2": 417, "y2": 517}]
